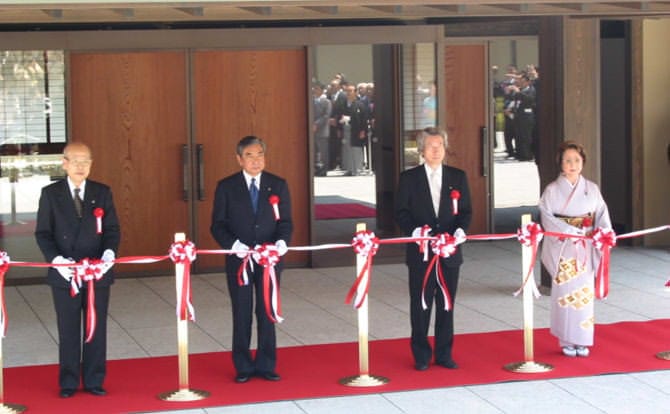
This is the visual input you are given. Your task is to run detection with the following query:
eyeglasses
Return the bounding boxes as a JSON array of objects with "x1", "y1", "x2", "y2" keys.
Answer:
[{"x1": 65, "y1": 157, "x2": 92, "y2": 167}]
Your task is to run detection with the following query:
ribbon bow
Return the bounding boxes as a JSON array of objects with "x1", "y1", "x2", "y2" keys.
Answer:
[
  {"x1": 252, "y1": 243, "x2": 283, "y2": 323},
  {"x1": 421, "y1": 232, "x2": 463, "y2": 311},
  {"x1": 169, "y1": 240, "x2": 197, "y2": 321},
  {"x1": 514, "y1": 222, "x2": 543, "y2": 298},
  {"x1": 592, "y1": 227, "x2": 617, "y2": 299},
  {"x1": 71, "y1": 258, "x2": 105, "y2": 343},
  {"x1": 345, "y1": 230, "x2": 380, "y2": 308},
  {"x1": 0, "y1": 251, "x2": 10, "y2": 337}
]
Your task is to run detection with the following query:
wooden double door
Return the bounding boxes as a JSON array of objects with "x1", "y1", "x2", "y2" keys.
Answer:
[{"x1": 69, "y1": 49, "x2": 309, "y2": 275}]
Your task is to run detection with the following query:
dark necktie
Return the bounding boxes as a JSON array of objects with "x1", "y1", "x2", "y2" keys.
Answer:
[
  {"x1": 249, "y1": 178, "x2": 259, "y2": 213},
  {"x1": 74, "y1": 188, "x2": 83, "y2": 218}
]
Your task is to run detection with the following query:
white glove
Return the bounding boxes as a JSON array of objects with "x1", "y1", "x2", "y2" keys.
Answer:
[
  {"x1": 412, "y1": 226, "x2": 431, "y2": 245},
  {"x1": 101, "y1": 249, "x2": 115, "y2": 274},
  {"x1": 52, "y1": 256, "x2": 75, "y2": 281},
  {"x1": 232, "y1": 239, "x2": 250, "y2": 258},
  {"x1": 454, "y1": 228, "x2": 466, "y2": 243},
  {"x1": 275, "y1": 240, "x2": 288, "y2": 256}
]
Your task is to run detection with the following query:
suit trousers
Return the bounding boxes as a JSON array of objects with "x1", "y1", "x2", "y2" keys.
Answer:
[
  {"x1": 408, "y1": 262, "x2": 460, "y2": 366},
  {"x1": 52, "y1": 285, "x2": 110, "y2": 390},
  {"x1": 226, "y1": 264, "x2": 278, "y2": 375}
]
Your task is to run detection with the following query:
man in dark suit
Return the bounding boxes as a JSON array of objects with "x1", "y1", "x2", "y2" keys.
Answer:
[
  {"x1": 394, "y1": 127, "x2": 472, "y2": 371},
  {"x1": 35, "y1": 142, "x2": 120, "y2": 398},
  {"x1": 210, "y1": 136, "x2": 293, "y2": 384}
]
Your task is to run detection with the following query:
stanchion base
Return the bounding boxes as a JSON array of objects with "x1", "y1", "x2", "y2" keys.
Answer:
[
  {"x1": 158, "y1": 388, "x2": 210, "y2": 402},
  {"x1": 656, "y1": 351, "x2": 670, "y2": 360},
  {"x1": 339, "y1": 374, "x2": 389, "y2": 387},
  {"x1": 504, "y1": 361, "x2": 554, "y2": 373},
  {"x1": 0, "y1": 403, "x2": 27, "y2": 414}
]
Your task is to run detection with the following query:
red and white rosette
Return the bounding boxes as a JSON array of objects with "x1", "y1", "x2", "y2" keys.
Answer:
[
  {"x1": 0, "y1": 251, "x2": 10, "y2": 337},
  {"x1": 421, "y1": 232, "x2": 461, "y2": 311},
  {"x1": 71, "y1": 258, "x2": 105, "y2": 343},
  {"x1": 269, "y1": 195, "x2": 280, "y2": 221},
  {"x1": 345, "y1": 230, "x2": 380, "y2": 308},
  {"x1": 450, "y1": 189, "x2": 461, "y2": 215},
  {"x1": 515, "y1": 222, "x2": 543, "y2": 298},
  {"x1": 252, "y1": 243, "x2": 284, "y2": 323},
  {"x1": 169, "y1": 240, "x2": 197, "y2": 322},
  {"x1": 592, "y1": 227, "x2": 617, "y2": 299},
  {"x1": 93, "y1": 207, "x2": 104, "y2": 234}
]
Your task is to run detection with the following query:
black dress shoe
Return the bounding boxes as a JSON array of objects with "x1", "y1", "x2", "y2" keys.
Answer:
[
  {"x1": 414, "y1": 363, "x2": 429, "y2": 371},
  {"x1": 235, "y1": 373, "x2": 251, "y2": 383},
  {"x1": 436, "y1": 359, "x2": 459, "y2": 369},
  {"x1": 259, "y1": 371, "x2": 281, "y2": 381},
  {"x1": 85, "y1": 387, "x2": 107, "y2": 396},
  {"x1": 60, "y1": 388, "x2": 76, "y2": 398}
]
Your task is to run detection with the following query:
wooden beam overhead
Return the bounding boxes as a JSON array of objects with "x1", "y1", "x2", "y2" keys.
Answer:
[
  {"x1": 176, "y1": 7, "x2": 204, "y2": 17},
  {"x1": 240, "y1": 6, "x2": 273, "y2": 16},
  {"x1": 427, "y1": 4, "x2": 468, "y2": 13},
  {"x1": 112, "y1": 8, "x2": 134, "y2": 18},
  {"x1": 42, "y1": 9, "x2": 63, "y2": 19},
  {"x1": 365, "y1": 5, "x2": 404, "y2": 14},
  {"x1": 302, "y1": 6, "x2": 339, "y2": 15}
]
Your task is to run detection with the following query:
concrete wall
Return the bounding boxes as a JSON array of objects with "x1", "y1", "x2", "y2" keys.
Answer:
[{"x1": 642, "y1": 19, "x2": 670, "y2": 246}]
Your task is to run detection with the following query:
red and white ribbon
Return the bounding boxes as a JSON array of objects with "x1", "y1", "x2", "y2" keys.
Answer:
[
  {"x1": 450, "y1": 189, "x2": 461, "y2": 215},
  {"x1": 0, "y1": 251, "x2": 10, "y2": 337},
  {"x1": 93, "y1": 207, "x2": 104, "y2": 234},
  {"x1": 592, "y1": 227, "x2": 617, "y2": 299},
  {"x1": 345, "y1": 230, "x2": 380, "y2": 308},
  {"x1": 169, "y1": 240, "x2": 197, "y2": 322},
  {"x1": 71, "y1": 259, "x2": 105, "y2": 343},
  {"x1": 252, "y1": 243, "x2": 283, "y2": 323},
  {"x1": 515, "y1": 222, "x2": 543, "y2": 298},
  {"x1": 269, "y1": 195, "x2": 280, "y2": 221},
  {"x1": 421, "y1": 232, "x2": 462, "y2": 311}
]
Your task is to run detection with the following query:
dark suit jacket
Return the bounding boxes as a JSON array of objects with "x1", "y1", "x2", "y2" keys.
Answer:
[
  {"x1": 395, "y1": 164, "x2": 472, "y2": 267},
  {"x1": 210, "y1": 171, "x2": 293, "y2": 273},
  {"x1": 35, "y1": 179, "x2": 121, "y2": 288}
]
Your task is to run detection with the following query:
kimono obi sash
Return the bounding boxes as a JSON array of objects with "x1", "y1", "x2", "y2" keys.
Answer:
[{"x1": 554, "y1": 213, "x2": 593, "y2": 229}]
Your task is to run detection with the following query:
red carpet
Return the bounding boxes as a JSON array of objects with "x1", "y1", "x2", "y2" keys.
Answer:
[
  {"x1": 315, "y1": 203, "x2": 376, "y2": 220},
  {"x1": 4, "y1": 320, "x2": 669, "y2": 413}
]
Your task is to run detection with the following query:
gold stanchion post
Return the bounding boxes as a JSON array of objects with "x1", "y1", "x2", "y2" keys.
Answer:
[
  {"x1": 340, "y1": 223, "x2": 389, "y2": 387},
  {"x1": 0, "y1": 336, "x2": 26, "y2": 413},
  {"x1": 504, "y1": 214, "x2": 553, "y2": 373},
  {"x1": 158, "y1": 233, "x2": 210, "y2": 401}
]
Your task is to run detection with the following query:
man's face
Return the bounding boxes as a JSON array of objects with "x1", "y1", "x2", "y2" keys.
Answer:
[
  {"x1": 62, "y1": 146, "x2": 92, "y2": 187},
  {"x1": 237, "y1": 143, "x2": 265, "y2": 176},
  {"x1": 421, "y1": 135, "x2": 446, "y2": 168}
]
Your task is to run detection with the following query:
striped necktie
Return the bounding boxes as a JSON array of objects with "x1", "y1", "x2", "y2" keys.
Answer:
[{"x1": 74, "y1": 188, "x2": 83, "y2": 218}]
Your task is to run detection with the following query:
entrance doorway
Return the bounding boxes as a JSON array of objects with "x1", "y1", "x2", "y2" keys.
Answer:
[{"x1": 489, "y1": 38, "x2": 541, "y2": 233}]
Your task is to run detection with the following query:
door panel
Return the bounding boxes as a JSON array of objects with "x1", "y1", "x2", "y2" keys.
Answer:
[
  {"x1": 192, "y1": 49, "x2": 309, "y2": 270},
  {"x1": 444, "y1": 44, "x2": 488, "y2": 234},
  {"x1": 69, "y1": 51, "x2": 189, "y2": 274}
]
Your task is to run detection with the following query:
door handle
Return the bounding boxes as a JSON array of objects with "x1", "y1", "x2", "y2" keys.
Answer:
[
  {"x1": 481, "y1": 126, "x2": 489, "y2": 177},
  {"x1": 181, "y1": 144, "x2": 189, "y2": 201},
  {"x1": 196, "y1": 144, "x2": 205, "y2": 201}
]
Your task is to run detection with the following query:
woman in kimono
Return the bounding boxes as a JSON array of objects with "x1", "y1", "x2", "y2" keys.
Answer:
[{"x1": 539, "y1": 141, "x2": 612, "y2": 357}]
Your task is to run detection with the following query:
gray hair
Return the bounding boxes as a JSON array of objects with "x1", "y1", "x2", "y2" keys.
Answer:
[
  {"x1": 236, "y1": 135, "x2": 267, "y2": 156},
  {"x1": 416, "y1": 127, "x2": 448, "y2": 153}
]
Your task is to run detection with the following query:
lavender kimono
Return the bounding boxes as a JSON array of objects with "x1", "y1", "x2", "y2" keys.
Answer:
[{"x1": 539, "y1": 175, "x2": 612, "y2": 347}]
